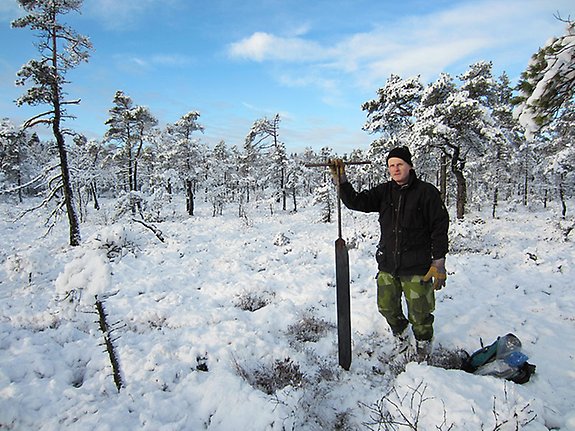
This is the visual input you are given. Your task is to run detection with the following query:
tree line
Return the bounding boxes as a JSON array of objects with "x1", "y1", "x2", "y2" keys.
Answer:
[{"x1": 0, "y1": 1, "x2": 573, "y2": 246}]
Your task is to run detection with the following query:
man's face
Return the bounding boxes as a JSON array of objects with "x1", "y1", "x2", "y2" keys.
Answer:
[{"x1": 387, "y1": 157, "x2": 411, "y2": 185}]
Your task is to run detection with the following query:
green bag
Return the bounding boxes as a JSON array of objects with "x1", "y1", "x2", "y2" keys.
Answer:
[{"x1": 461, "y1": 333, "x2": 536, "y2": 384}]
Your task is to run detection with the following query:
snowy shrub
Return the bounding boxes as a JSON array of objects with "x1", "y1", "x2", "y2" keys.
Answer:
[
  {"x1": 332, "y1": 411, "x2": 354, "y2": 431},
  {"x1": 112, "y1": 190, "x2": 170, "y2": 223},
  {"x1": 3, "y1": 253, "x2": 29, "y2": 282},
  {"x1": 345, "y1": 230, "x2": 372, "y2": 250},
  {"x1": 363, "y1": 382, "x2": 452, "y2": 431},
  {"x1": 235, "y1": 290, "x2": 274, "y2": 312},
  {"x1": 55, "y1": 226, "x2": 139, "y2": 309},
  {"x1": 234, "y1": 357, "x2": 304, "y2": 395},
  {"x1": 278, "y1": 360, "x2": 356, "y2": 430},
  {"x1": 558, "y1": 218, "x2": 574, "y2": 241},
  {"x1": 312, "y1": 183, "x2": 333, "y2": 223},
  {"x1": 363, "y1": 374, "x2": 541, "y2": 431},
  {"x1": 94, "y1": 225, "x2": 139, "y2": 261},
  {"x1": 55, "y1": 249, "x2": 112, "y2": 309},
  {"x1": 3, "y1": 247, "x2": 55, "y2": 283},
  {"x1": 273, "y1": 232, "x2": 291, "y2": 246},
  {"x1": 120, "y1": 308, "x2": 170, "y2": 334},
  {"x1": 195, "y1": 354, "x2": 209, "y2": 372},
  {"x1": 287, "y1": 314, "x2": 335, "y2": 343},
  {"x1": 147, "y1": 315, "x2": 167, "y2": 330},
  {"x1": 112, "y1": 189, "x2": 172, "y2": 222},
  {"x1": 113, "y1": 191, "x2": 145, "y2": 221},
  {"x1": 449, "y1": 217, "x2": 487, "y2": 253},
  {"x1": 143, "y1": 188, "x2": 170, "y2": 222}
]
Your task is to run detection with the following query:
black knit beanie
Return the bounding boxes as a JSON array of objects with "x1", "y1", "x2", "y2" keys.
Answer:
[{"x1": 386, "y1": 146, "x2": 413, "y2": 166}]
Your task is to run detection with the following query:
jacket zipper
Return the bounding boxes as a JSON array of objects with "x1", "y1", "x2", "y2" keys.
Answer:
[{"x1": 394, "y1": 190, "x2": 404, "y2": 273}]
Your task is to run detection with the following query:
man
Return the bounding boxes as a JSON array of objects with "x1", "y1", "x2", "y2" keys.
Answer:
[{"x1": 330, "y1": 147, "x2": 449, "y2": 361}]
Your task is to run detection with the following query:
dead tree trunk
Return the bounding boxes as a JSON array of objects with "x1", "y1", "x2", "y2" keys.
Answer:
[{"x1": 95, "y1": 297, "x2": 124, "y2": 392}]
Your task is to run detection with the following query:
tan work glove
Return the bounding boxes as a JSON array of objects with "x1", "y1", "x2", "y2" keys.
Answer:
[
  {"x1": 328, "y1": 158, "x2": 347, "y2": 185},
  {"x1": 422, "y1": 258, "x2": 447, "y2": 290}
]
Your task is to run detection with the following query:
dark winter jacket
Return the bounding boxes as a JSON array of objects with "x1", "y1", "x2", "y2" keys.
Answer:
[{"x1": 339, "y1": 170, "x2": 449, "y2": 276}]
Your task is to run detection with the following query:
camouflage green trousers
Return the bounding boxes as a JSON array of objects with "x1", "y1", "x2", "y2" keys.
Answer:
[{"x1": 376, "y1": 271, "x2": 435, "y2": 341}]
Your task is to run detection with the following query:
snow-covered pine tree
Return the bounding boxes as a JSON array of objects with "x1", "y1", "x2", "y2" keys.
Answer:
[
  {"x1": 307, "y1": 147, "x2": 337, "y2": 223},
  {"x1": 414, "y1": 73, "x2": 459, "y2": 209},
  {"x1": 489, "y1": 72, "x2": 526, "y2": 215},
  {"x1": 162, "y1": 111, "x2": 205, "y2": 215},
  {"x1": 362, "y1": 74, "x2": 423, "y2": 139},
  {"x1": 514, "y1": 18, "x2": 575, "y2": 136},
  {"x1": 514, "y1": 18, "x2": 575, "y2": 213},
  {"x1": 104, "y1": 91, "x2": 158, "y2": 214},
  {"x1": 361, "y1": 74, "x2": 438, "y2": 191},
  {"x1": 268, "y1": 140, "x2": 288, "y2": 213},
  {"x1": 68, "y1": 135, "x2": 110, "y2": 217},
  {"x1": 12, "y1": 0, "x2": 92, "y2": 246},
  {"x1": 0, "y1": 119, "x2": 28, "y2": 203},
  {"x1": 300, "y1": 147, "x2": 323, "y2": 196},
  {"x1": 344, "y1": 148, "x2": 373, "y2": 191},
  {"x1": 313, "y1": 182, "x2": 333, "y2": 223},
  {"x1": 284, "y1": 154, "x2": 306, "y2": 213},
  {"x1": 457, "y1": 61, "x2": 510, "y2": 215},
  {"x1": 539, "y1": 99, "x2": 575, "y2": 217},
  {"x1": 204, "y1": 140, "x2": 235, "y2": 216},
  {"x1": 244, "y1": 114, "x2": 286, "y2": 213},
  {"x1": 152, "y1": 128, "x2": 179, "y2": 196},
  {"x1": 131, "y1": 106, "x2": 159, "y2": 193},
  {"x1": 104, "y1": 91, "x2": 136, "y2": 191},
  {"x1": 365, "y1": 138, "x2": 391, "y2": 186},
  {"x1": 414, "y1": 70, "x2": 501, "y2": 219}
]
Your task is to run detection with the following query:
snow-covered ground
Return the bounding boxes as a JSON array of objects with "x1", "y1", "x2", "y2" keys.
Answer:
[{"x1": 1, "y1": 195, "x2": 574, "y2": 430}]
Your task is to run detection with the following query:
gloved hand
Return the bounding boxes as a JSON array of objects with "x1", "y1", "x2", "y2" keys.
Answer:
[
  {"x1": 328, "y1": 158, "x2": 347, "y2": 185},
  {"x1": 421, "y1": 258, "x2": 447, "y2": 290}
]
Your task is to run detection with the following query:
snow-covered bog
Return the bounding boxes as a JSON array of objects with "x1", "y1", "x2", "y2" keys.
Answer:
[{"x1": 0, "y1": 197, "x2": 574, "y2": 430}]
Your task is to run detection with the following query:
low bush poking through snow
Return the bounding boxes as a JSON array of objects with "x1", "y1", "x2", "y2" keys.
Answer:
[
  {"x1": 286, "y1": 314, "x2": 335, "y2": 343},
  {"x1": 234, "y1": 357, "x2": 305, "y2": 395},
  {"x1": 234, "y1": 290, "x2": 274, "y2": 312}
]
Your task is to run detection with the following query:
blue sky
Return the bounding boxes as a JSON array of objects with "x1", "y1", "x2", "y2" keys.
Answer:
[{"x1": 0, "y1": 0, "x2": 572, "y2": 154}]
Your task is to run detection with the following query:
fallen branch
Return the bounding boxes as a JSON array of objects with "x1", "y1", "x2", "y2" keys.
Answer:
[
  {"x1": 95, "y1": 295, "x2": 124, "y2": 392},
  {"x1": 132, "y1": 218, "x2": 165, "y2": 243}
]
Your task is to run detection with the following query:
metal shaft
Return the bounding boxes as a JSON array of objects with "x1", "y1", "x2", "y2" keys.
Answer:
[
  {"x1": 337, "y1": 168, "x2": 343, "y2": 239},
  {"x1": 304, "y1": 161, "x2": 371, "y2": 167}
]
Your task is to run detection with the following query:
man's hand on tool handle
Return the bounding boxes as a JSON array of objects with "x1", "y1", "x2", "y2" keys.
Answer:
[{"x1": 328, "y1": 159, "x2": 347, "y2": 185}]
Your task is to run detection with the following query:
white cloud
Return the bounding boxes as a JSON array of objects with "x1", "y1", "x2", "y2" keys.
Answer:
[
  {"x1": 115, "y1": 53, "x2": 192, "y2": 71},
  {"x1": 227, "y1": 0, "x2": 573, "y2": 92},
  {"x1": 228, "y1": 32, "x2": 328, "y2": 62},
  {"x1": 359, "y1": 38, "x2": 493, "y2": 88}
]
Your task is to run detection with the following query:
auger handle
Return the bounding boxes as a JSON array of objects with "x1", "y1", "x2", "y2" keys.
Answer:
[{"x1": 304, "y1": 161, "x2": 371, "y2": 167}]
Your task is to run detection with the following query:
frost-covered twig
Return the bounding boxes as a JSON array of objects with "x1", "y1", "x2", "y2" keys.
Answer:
[
  {"x1": 363, "y1": 382, "x2": 453, "y2": 431},
  {"x1": 491, "y1": 383, "x2": 537, "y2": 431}
]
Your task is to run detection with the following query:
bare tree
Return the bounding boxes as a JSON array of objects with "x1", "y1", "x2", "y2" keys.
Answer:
[{"x1": 12, "y1": 0, "x2": 92, "y2": 246}]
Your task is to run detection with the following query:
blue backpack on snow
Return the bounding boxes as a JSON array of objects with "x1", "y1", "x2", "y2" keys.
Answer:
[{"x1": 461, "y1": 333, "x2": 536, "y2": 384}]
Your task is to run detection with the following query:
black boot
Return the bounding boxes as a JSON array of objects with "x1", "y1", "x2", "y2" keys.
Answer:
[{"x1": 416, "y1": 339, "x2": 432, "y2": 362}]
